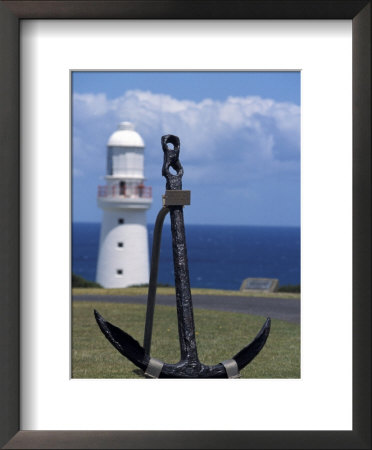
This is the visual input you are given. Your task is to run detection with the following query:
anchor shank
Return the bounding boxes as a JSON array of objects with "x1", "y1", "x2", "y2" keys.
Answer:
[
  {"x1": 161, "y1": 134, "x2": 199, "y2": 364},
  {"x1": 169, "y1": 204, "x2": 198, "y2": 362}
]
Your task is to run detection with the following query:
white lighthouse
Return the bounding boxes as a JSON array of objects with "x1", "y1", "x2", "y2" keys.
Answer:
[{"x1": 96, "y1": 122, "x2": 152, "y2": 288}]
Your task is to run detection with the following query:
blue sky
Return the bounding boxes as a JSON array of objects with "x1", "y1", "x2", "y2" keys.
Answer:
[{"x1": 72, "y1": 71, "x2": 300, "y2": 226}]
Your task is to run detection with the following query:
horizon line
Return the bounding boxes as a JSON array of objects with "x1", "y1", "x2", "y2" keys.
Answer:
[{"x1": 72, "y1": 221, "x2": 300, "y2": 228}]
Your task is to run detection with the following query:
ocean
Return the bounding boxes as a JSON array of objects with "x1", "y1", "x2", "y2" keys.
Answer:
[{"x1": 72, "y1": 223, "x2": 300, "y2": 290}]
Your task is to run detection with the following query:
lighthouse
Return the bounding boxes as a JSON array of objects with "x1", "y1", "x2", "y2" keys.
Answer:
[{"x1": 96, "y1": 122, "x2": 152, "y2": 288}]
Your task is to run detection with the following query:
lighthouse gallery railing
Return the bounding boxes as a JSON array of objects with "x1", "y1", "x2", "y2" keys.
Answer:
[{"x1": 97, "y1": 184, "x2": 152, "y2": 199}]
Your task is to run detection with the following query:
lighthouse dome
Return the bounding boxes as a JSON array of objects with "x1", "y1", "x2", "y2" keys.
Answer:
[{"x1": 107, "y1": 122, "x2": 145, "y2": 148}]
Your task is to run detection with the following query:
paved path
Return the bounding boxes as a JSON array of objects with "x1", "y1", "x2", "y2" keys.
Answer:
[{"x1": 73, "y1": 294, "x2": 300, "y2": 324}]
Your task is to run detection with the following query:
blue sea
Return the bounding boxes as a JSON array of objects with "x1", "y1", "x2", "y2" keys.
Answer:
[{"x1": 72, "y1": 223, "x2": 300, "y2": 290}]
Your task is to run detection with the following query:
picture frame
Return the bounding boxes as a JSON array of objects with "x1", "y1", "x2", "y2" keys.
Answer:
[{"x1": 0, "y1": 1, "x2": 370, "y2": 448}]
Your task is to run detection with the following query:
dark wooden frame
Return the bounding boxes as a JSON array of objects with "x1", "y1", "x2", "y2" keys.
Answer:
[{"x1": 0, "y1": 1, "x2": 370, "y2": 448}]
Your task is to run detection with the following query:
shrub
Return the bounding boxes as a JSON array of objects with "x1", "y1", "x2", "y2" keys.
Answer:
[
  {"x1": 277, "y1": 284, "x2": 301, "y2": 293},
  {"x1": 72, "y1": 273, "x2": 102, "y2": 288}
]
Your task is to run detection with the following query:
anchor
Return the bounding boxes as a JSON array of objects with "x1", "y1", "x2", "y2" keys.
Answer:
[{"x1": 94, "y1": 134, "x2": 271, "y2": 378}]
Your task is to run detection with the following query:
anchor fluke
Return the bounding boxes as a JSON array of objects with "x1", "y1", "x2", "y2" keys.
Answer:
[
  {"x1": 94, "y1": 310, "x2": 148, "y2": 371},
  {"x1": 233, "y1": 317, "x2": 271, "y2": 370}
]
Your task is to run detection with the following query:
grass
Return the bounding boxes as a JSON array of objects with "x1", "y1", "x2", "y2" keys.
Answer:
[
  {"x1": 72, "y1": 286, "x2": 301, "y2": 299},
  {"x1": 72, "y1": 301, "x2": 300, "y2": 379}
]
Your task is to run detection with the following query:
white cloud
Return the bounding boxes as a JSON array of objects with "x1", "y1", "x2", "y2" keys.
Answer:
[
  {"x1": 73, "y1": 167, "x2": 84, "y2": 177},
  {"x1": 72, "y1": 89, "x2": 300, "y2": 186}
]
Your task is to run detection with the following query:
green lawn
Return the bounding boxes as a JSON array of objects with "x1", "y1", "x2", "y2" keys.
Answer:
[{"x1": 72, "y1": 301, "x2": 300, "y2": 379}]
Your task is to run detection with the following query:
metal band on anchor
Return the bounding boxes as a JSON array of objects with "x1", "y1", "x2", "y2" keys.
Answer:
[
  {"x1": 144, "y1": 357, "x2": 164, "y2": 378},
  {"x1": 221, "y1": 359, "x2": 240, "y2": 379}
]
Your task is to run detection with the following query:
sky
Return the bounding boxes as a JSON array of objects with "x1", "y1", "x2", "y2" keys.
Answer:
[{"x1": 72, "y1": 71, "x2": 300, "y2": 226}]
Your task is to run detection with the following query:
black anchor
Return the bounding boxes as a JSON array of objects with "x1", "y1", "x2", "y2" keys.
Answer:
[{"x1": 94, "y1": 135, "x2": 271, "y2": 378}]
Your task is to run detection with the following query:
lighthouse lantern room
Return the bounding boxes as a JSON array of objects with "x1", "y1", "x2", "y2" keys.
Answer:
[{"x1": 96, "y1": 122, "x2": 152, "y2": 288}]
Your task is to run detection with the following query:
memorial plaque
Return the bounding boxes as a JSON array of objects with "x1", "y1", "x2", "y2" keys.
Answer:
[
  {"x1": 162, "y1": 190, "x2": 191, "y2": 206},
  {"x1": 240, "y1": 278, "x2": 279, "y2": 293}
]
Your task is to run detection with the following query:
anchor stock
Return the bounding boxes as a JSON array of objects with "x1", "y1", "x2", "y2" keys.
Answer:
[{"x1": 94, "y1": 134, "x2": 271, "y2": 378}]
